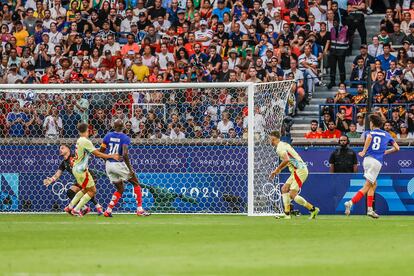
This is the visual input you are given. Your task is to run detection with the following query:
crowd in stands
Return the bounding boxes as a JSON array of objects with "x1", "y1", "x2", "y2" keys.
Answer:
[
  {"x1": 304, "y1": 4, "x2": 414, "y2": 140},
  {"x1": 0, "y1": 0, "x2": 413, "y2": 140}
]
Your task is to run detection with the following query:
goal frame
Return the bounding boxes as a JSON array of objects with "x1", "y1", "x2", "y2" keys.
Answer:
[{"x1": 0, "y1": 82, "x2": 288, "y2": 216}]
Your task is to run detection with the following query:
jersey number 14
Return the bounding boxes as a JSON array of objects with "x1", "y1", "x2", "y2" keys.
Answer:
[{"x1": 108, "y1": 143, "x2": 119, "y2": 155}]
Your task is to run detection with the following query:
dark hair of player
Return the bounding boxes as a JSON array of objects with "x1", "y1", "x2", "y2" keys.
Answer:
[
  {"x1": 269, "y1": 130, "x2": 281, "y2": 139},
  {"x1": 113, "y1": 119, "x2": 124, "y2": 132},
  {"x1": 60, "y1": 144, "x2": 71, "y2": 150},
  {"x1": 369, "y1": 114, "x2": 383, "y2": 128},
  {"x1": 77, "y1": 123, "x2": 89, "y2": 133}
]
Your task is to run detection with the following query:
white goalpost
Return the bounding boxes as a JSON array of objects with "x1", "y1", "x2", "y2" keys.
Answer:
[{"x1": 0, "y1": 81, "x2": 293, "y2": 216}]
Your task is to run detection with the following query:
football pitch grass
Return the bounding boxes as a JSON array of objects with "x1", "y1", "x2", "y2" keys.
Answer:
[{"x1": 1, "y1": 215, "x2": 414, "y2": 276}]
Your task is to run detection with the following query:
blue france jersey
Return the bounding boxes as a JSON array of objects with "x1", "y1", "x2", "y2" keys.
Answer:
[
  {"x1": 102, "y1": 132, "x2": 131, "y2": 163},
  {"x1": 363, "y1": 129, "x2": 394, "y2": 163}
]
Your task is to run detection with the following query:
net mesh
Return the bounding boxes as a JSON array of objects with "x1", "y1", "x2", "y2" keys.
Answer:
[
  {"x1": 251, "y1": 81, "x2": 293, "y2": 216},
  {"x1": 0, "y1": 82, "x2": 293, "y2": 214}
]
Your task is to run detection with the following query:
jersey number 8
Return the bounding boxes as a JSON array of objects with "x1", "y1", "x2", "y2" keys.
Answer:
[{"x1": 372, "y1": 136, "x2": 381, "y2": 150}]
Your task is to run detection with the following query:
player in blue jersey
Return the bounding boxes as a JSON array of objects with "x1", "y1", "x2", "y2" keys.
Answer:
[
  {"x1": 100, "y1": 119, "x2": 150, "y2": 217},
  {"x1": 344, "y1": 114, "x2": 400, "y2": 218}
]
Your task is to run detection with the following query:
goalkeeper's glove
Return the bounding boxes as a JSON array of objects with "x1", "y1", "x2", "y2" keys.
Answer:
[{"x1": 43, "y1": 177, "x2": 56, "y2": 187}]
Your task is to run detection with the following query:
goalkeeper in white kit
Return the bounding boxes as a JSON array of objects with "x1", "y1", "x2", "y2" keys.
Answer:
[{"x1": 268, "y1": 131, "x2": 319, "y2": 219}]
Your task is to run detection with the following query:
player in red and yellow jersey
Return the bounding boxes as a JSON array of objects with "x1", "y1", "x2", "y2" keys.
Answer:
[{"x1": 269, "y1": 131, "x2": 320, "y2": 219}]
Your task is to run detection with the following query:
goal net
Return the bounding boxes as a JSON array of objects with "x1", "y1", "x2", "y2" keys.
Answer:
[{"x1": 0, "y1": 81, "x2": 293, "y2": 215}]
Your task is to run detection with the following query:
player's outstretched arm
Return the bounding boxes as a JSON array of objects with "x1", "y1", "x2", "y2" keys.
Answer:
[
  {"x1": 91, "y1": 149, "x2": 120, "y2": 161},
  {"x1": 358, "y1": 134, "x2": 372, "y2": 157},
  {"x1": 385, "y1": 141, "x2": 400, "y2": 155},
  {"x1": 43, "y1": 170, "x2": 63, "y2": 187},
  {"x1": 269, "y1": 153, "x2": 289, "y2": 180}
]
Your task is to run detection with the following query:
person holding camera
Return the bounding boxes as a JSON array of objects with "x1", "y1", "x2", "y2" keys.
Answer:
[{"x1": 329, "y1": 135, "x2": 358, "y2": 173}]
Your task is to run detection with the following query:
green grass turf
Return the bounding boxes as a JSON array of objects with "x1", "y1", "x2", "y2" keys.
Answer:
[{"x1": 1, "y1": 215, "x2": 414, "y2": 276}]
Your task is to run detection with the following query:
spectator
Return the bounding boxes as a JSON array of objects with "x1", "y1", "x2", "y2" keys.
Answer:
[
  {"x1": 376, "y1": 44, "x2": 397, "y2": 72},
  {"x1": 389, "y1": 23, "x2": 407, "y2": 46},
  {"x1": 328, "y1": 18, "x2": 348, "y2": 89},
  {"x1": 350, "y1": 57, "x2": 367, "y2": 84},
  {"x1": 170, "y1": 123, "x2": 185, "y2": 139},
  {"x1": 43, "y1": 107, "x2": 62, "y2": 138},
  {"x1": 335, "y1": 107, "x2": 350, "y2": 133},
  {"x1": 305, "y1": 120, "x2": 323, "y2": 139},
  {"x1": 322, "y1": 120, "x2": 342, "y2": 138},
  {"x1": 217, "y1": 111, "x2": 234, "y2": 136},
  {"x1": 329, "y1": 135, "x2": 358, "y2": 173},
  {"x1": 397, "y1": 123, "x2": 414, "y2": 139},
  {"x1": 72, "y1": 93, "x2": 89, "y2": 123},
  {"x1": 390, "y1": 108, "x2": 405, "y2": 133},
  {"x1": 384, "y1": 121, "x2": 397, "y2": 139},
  {"x1": 368, "y1": 36, "x2": 384, "y2": 58},
  {"x1": 6, "y1": 103, "x2": 29, "y2": 137},
  {"x1": 347, "y1": 123, "x2": 361, "y2": 138},
  {"x1": 355, "y1": 113, "x2": 365, "y2": 133}
]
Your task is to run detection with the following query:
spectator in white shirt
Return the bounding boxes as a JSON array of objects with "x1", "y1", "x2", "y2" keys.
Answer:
[
  {"x1": 50, "y1": 0, "x2": 67, "y2": 20},
  {"x1": 217, "y1": 111, "x2": 234, "y2": 136},
  {"x1": 170, "y1": 123, "x2": 186, "y2": 139},
  {"x1": 43, "y1": 107, "x2": 62, "y2": 138},
  {"x1": 236, "y1": 10, "x2": 252, "y2": 34},
  {"x1": 95, "y1": 65, "x2": 111, "y2": 82},
  {"x1": 368, "y1": 36, "x2": 384, "y2": 57},
  {"x1": 195, "y1": 20, "x2": 213, "y2": 47},
  {"x1": 157, "y1": 43, "x2": 175, "y2": 71},
  {"x1": 102, "y1": 34, "x2": 121, "y2": 55},
  {"x1": 153, "y1": 15, "x2": 171, "y2": 35},
  {"x1": 120, "y1": 9, "x2": 138, "y2": 33}
]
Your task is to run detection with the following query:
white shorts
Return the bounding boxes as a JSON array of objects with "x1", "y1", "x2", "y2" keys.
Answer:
[
  {"x1": 105, "y1": 161, "x2": 131, "y2": 183},
  {"x1": 363, "y1": 156, "x2": 382, "y2": 184}
]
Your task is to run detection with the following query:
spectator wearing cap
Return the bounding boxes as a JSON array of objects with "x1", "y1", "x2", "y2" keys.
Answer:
[
  {"x1": 137, "y1": 12, "x2": 151, "y2": 31},
  {"x1": 195, "y1": 19, "x2": 213, "y2": 47},
  {"x1": 390, "y1": 23, "x2": 407, "y2": 46},
  {"x1": 352, "y1": 44, "x2": 375, "y2": 70},
  {"x1": 121, "y1": 9, "x2": 138, "y2": 33},
  {"x1": 376, "y1": 44, "x2": 397, "y2": 71},
  {"x1": 212, "y1": 0, "x2": 230, "y2": 22},
  {"x1": 173, "y1": 9, "x2": 190, "y2": 30},
  {"x1": 398, "y1": 123, "x2": 414, "y2": 138}
]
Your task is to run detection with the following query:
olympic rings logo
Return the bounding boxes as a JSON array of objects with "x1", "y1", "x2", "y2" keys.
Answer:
[
  {"x1": 262, "y1": 182, "x2": 283, "y2": 204},
  {"x1": 51, "y1": 182, "x2": 74, "y2": 201},
  {"x1": 398, "y1": 160, "x2": 413, "y2": 167}
]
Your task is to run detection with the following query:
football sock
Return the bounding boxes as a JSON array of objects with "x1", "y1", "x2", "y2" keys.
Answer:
[
  {"x1": 106, "y1": 191, "x2": 122, "y2": 213},
  {"x1": 133, "y1": 186, "x2": 143, "y2": 208},
  {"x1": 293, "y1": 195, "x2": 314, "y2": 211},
  {"x1": 351, "y1": 191, "x2": 364, "y2": 204},
  {"x1": 69, "y1": 191, "x2": 84, "y2": 208},
  {"x1": 66, "y1": 189, "x2": 76, "y2": 200},
  {"x1": 367, "y1": 195, "x2": 374, "y2": 208},
  {"x1": 282, "y1": 193, "x2": 291, "y2": 215},
  {"x1": 74, "y1": 193, "x2": 92, "y2": 212}
]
